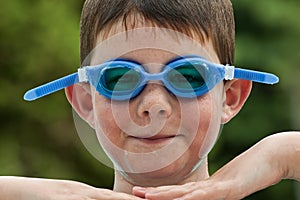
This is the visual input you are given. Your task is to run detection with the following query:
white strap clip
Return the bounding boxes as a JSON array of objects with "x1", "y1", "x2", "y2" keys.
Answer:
[
  {"x1": 78, "y1": 68, "x2": 88, "y2": 82},
  {"x1": 224, "y1": 65, "x2": 235, "y2": 80}
]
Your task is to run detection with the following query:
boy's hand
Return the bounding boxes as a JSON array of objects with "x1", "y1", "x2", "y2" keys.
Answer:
[
  {"x1": 133, "y1": 132, "x2": 300, "y2": 200},
  {"x1": 0, "y1": 176, "x2": 143, "y2": 200}
]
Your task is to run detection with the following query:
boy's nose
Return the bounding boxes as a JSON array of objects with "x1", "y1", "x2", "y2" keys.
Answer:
[{"x1": 137, "y1": 83, "x2": 172, "y2": 119}]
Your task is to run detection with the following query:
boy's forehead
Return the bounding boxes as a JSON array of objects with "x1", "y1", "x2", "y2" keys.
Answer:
[{"x1": 87, "y1": 26, "x2": 219, "y2": 66}]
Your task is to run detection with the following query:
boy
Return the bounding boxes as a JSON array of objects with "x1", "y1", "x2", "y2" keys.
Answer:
[
  {"x1": 25, "y1": 0, "x2": 256, "y2": 191},
  {"x1": 1, "y1": 0, "x2": 299, "y2": 200}
]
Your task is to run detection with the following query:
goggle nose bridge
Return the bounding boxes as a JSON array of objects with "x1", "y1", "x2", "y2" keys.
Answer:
[{"x1": 139, "y1": 70, "x2": 168, "y2": 83}]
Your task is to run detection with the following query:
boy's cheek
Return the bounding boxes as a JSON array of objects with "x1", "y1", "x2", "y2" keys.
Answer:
[
  {"x1": 91, "y1": 97, "x2": 124, "y2": 145},
  {"x1": 187, "y1": 92, "x2": 223, "y2": 157}
]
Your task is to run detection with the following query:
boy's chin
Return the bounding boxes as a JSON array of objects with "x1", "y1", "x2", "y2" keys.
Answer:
[{"x1": 119, "y1": 156, "x2": 202, "y2": 187}]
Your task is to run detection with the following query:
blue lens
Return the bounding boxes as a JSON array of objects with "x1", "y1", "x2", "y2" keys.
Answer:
[
  {"x1": 167, "y1": 64, "x2": 207, "y2": 91},
  {"x1": 102, "y1": 67, "x2": 141, "y2": 92}
]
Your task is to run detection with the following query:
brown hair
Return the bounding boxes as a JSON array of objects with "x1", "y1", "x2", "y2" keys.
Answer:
[{"x1": 80, "y1": 0, "x2": 235, "y2": 65}]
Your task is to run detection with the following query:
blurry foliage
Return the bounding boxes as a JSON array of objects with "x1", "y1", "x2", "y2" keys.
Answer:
[{"x1": 0, "y1": 0, "x2": 299, "y2": 199}]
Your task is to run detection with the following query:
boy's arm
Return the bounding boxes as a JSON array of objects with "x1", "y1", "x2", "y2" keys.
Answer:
[
  {"x1": 133, "y1": 132, "x2": 300, "y2": 200},
  {"x1": 0, "y1": 176, "x2": 142, "y2": 200},
  {"x1": 278, "y1": 132, "x2": 300, "y2": 180}
]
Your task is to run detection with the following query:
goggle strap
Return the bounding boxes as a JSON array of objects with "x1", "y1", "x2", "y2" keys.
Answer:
[
  {"x1": 234, "y1": 68, "x2": 279, "y2": 84},
  {"x1": 23, "y1": 72, "x2": 79, "y2": 101}
]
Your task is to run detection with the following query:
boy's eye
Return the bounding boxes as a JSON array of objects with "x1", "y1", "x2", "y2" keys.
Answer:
[
  {"x1": 167, "y1": 65, "x2": 206, "y2": 89},
  {"x1": 103, "y1": 68, "x2": 140, "y2": 91}
]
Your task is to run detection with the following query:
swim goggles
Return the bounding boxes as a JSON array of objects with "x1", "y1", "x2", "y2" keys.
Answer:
[{"x1": 24, "y1": 55, "x2": 279, "y2": 101}]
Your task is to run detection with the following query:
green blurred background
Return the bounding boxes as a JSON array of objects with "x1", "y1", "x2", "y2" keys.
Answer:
[{"x1": 0, "y1": 0, "x2": 299, "y2": 199}]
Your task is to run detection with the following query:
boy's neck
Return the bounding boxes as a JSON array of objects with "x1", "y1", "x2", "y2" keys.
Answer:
[{"x1": 113, "y1": 159, "x2": 209, "y2": 194}]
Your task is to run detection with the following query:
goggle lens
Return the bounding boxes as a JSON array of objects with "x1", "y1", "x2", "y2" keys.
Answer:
[
  {"x1": 167, "y1": 64, "x2": 206, "y2": 91},
  {"x1": 102, "y1": 67, "x2": 141, "y2": 92}
]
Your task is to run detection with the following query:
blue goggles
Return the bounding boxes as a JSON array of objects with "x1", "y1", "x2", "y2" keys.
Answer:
[{"x1": 24, "y1": 55, "x2": 279, "y2": 101}]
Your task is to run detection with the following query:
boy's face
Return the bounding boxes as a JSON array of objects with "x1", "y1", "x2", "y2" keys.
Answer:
[{"x1": 69, "y1": 22, "x2": 250, "y2": 186}]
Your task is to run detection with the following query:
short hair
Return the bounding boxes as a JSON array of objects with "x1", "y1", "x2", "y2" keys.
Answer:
[{"x1": 80, "y1": 0, "x2": 235, "y2": 65}]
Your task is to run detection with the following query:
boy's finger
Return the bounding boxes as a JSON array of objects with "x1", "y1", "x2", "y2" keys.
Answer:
[
  {"x1": 93, "y1": 188, "x2": 144, "y2": 200},
  {"x1": 143, "y1": 184, "x2": 198, "y2": 200},
  {"x1": 132, "y1": 187, "x2": 147, "y2": 198}
]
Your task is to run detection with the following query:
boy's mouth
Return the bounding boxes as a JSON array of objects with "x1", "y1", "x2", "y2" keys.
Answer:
[{"x1": 128, "y1": 134, "x2": 178, "y2": 145}]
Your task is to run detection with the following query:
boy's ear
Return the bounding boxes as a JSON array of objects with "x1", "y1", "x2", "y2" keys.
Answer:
[
  {"x1": 221, "y1": 79, "x2": 252, "y2": 124},
  {"x1": 65, "y1": 84, "x2": 95, "y2": 128}
]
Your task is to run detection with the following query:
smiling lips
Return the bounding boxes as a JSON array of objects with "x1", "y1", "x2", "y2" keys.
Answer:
[{"x1": 129, "y1": 135, "x2": 177, "y2": 144}]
